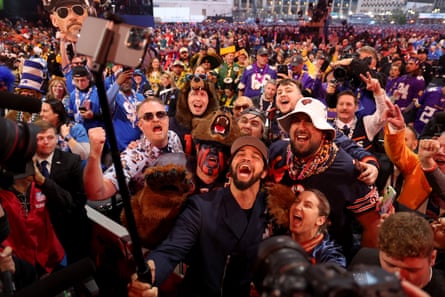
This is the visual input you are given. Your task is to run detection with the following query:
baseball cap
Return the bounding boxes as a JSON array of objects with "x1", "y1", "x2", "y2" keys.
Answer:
[
  {"x1": 72, "y1": 66, "x2": 90, "y2": 77},
  {"x1": 240, "y1": 107, "x2": 266, "y2": 124},
  {"x1": 290, "y1": 55, "x2": 304, "y2": 66},
  {"x1": 257, "y1": 47, "x2": 269, "y2": 56},
  {"x1": 417, "y1": 48, "x2": 428, "y2": 54},
  {"x1": 171, "y1": 60, "x2": 185, "y2": 67},
  {"x1": 45, "y1": 0, "x2": 86, "y2": 12},
  {"x1": 231, "y1": 136, "x2": 268, "y2": 165},
  {"x1": 133, "y1": 69, "x2": 144, "y2": 77},
  {"x1": 277, "y1": 97, "x2": 335, "y2": 140},
  {"x1": 180, "y1": 47, "x2": 188, "y2": 53}
]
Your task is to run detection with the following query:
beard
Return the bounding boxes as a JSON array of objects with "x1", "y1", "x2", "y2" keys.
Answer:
[{"x1": 229, "y1": 165, "x2": 263, "y2": 191}]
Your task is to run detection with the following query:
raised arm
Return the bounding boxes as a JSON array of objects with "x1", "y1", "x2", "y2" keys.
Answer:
[{"x1": 83, "y1": 127, "x2": 117, "y2": 200}]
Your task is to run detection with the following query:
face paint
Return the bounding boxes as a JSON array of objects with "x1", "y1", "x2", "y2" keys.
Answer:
[{"x1": 196, "y1": 143, "x2": 226, "y2": 178}]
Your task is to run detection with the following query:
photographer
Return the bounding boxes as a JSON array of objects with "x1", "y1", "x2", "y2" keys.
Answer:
[{"x1": 328, "y1": 46, "x2": 386, "y2": 118}]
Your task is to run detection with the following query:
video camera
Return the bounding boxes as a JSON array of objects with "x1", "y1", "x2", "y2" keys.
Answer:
[
  {"x1": 0, "y1": 118, "x2": 39, "y2": 188},
  {"x1": 254, "y1": 236, "x2": 406, "y2": 297},
  {"x1": 333, "y1": 56, "x2": 373, "y2": 87}
]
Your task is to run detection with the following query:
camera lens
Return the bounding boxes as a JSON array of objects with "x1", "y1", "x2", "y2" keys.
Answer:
[{"x1": 0, "y1": 118, "x2": 39, "y2": 176}]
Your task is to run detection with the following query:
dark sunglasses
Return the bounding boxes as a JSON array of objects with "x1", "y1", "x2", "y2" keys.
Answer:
[
  {"x1": 141, "y1": 111, "x2": 168, "y2": 121},
  {"x1": 234, "y1": 104, "x2": 250, "y2": 111},
  {"x1": 55, "y1": 5, "x2": 85, "y2": 19},
  {"x1": 186, "y1": 74, "x2": 207, "y2": 81}
]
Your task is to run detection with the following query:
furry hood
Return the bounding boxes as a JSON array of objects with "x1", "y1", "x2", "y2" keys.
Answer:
[
  {"x1": 175, "y1": 79, "x2": 219, "y2": 129},
  {"x1": 191, "y1": 109, "x2": 240, "y2": 147}
]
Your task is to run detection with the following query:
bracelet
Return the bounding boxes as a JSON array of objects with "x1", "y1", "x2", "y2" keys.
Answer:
[{"x1": 64, "y1": 134, "x2": 73, "y2": 142}]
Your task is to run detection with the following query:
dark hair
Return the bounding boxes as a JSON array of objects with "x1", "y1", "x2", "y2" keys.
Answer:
[
  {"x1": 296, "y1": 188, "x2": 330, "y2": 233},
  {"x1": 42, "y1": 98, "x2": 69, "y2": 127},
  {"x1": 336, "y1": 90, "x2": 358, "y2": 106}
]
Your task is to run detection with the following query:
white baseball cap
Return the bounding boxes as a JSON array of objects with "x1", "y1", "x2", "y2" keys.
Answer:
[{"x1": 277, "y1": 97, "x2": 335, "y2": 140}]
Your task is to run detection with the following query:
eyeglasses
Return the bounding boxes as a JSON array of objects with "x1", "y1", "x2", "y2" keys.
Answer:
[
  {"x1": 234, "y1": 104, "x2": 250, "y2": 111},
  {"x1": 140, "y1": 111, "x2": 168, "y2": 121},
  {"x1": 186, "y1": 74, "x2": 207, "y2": 81},
  {"x1": 55, "y1": 5, "x2": 85, "y2": 19}
]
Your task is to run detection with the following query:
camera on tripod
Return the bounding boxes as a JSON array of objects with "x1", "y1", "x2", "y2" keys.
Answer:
[{"x1": 253, "y1": 236, "x2": 406, "y2": 297}]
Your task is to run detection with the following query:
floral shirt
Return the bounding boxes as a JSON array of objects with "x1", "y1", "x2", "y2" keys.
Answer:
[{"x1": 104, "y1": 130, "x2": 183, "y2": 194}]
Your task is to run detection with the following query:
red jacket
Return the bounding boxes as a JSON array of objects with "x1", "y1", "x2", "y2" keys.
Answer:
[{"x1": 0, "y1": 182, "x2": 64, "y2": 273}]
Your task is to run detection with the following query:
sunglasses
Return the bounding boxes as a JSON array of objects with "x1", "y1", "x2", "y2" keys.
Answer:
[
  {"x1": 233, "y1": 104, "x2": 250, "y2": 111},
  {"x1": 186, "y1": 74, "x2": 207, "y2": 81},
  {"x1": 55, "y1": 5, "x2": 85, "y2": 19},
  {"x1": 141, "y1": 111, "x2": 168, "y2": 121}
]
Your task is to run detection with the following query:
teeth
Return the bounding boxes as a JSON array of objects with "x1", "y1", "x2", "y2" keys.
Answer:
[{"x1": 293, "y1": 214, "x2": 302, "y2": 220}]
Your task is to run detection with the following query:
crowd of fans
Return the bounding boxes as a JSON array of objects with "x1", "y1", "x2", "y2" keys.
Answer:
[{"x1": 0, "y1": 8, "x2": 445, "y2": 297}]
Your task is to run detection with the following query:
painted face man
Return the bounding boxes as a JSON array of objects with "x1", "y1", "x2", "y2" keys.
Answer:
[{"x1": 46, "y1": 0, "x2": 89, "y2": 42}]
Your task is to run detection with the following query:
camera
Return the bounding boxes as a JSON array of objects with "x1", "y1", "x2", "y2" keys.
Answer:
[
  {"x1": 333, "y1": 56, "x2": 372, "y2": 86},
  {"x1": 0, "y1": 118, "x2": 39, "y2": 188},
  {"x1": 76, "y1": 17, "x2": 151, "y2": 68},
  {"x1": 253, "y1": 236, "x2": 405, "y2": 297}
]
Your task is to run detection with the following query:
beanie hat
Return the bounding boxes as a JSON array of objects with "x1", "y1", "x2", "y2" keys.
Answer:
[{"x1": 17, "y1": 60, "x2": 44, "y2": 93}]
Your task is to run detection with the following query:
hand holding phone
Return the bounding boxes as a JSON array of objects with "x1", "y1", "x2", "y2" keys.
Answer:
[{"x1": 379, "y1": 186, "x2": 396, "y2": 215}]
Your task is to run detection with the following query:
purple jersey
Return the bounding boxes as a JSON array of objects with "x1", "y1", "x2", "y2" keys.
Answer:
[
  {"x1": 238, "y1": 64, "x2": 277, "y2": 98},
  {"x1": 292, "y1": 71, "x2": 314, "y2": 91},
  {"x1": 392, "y1": 74, "x2": 426, "y2": 111},
  {"x1": 385, "y1": 77, "x2": 400, "y2": 96},
  {"x1": 414, "y1": 86, "x2": 445, "y2": 134}
]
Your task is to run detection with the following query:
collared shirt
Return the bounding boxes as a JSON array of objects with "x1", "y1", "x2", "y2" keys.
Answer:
[
  {"x1": 35, "y1": 151, "x2": 55, "y2": 176},
  {"x1": 104, "y1": 130, "x2": 183, "y2": 194}
]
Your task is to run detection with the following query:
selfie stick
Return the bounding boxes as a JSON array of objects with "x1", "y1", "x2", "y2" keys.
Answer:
[{"x1": 89, "y1": 20, "x2": 152, "y2": 285}]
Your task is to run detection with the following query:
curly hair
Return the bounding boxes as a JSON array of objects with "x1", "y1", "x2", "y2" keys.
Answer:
[{"x1": 378, "y1": 212, "x2": 434, "y2": 260}]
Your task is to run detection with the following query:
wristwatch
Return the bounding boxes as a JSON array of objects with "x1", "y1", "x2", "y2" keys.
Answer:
[{"x1": 64, "y1": 134, "x2": 73, "y2": 142}]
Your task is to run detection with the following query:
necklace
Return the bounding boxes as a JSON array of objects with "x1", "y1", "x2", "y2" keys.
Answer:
[
  {"x1": 10, "y1": 185, "x2": 31, "y2": 216},
  {"x1": 120, "y1": 90, "x2": 138, "y2": 127},
  {"x1": 74, "y1": 87, "x2": 93, "y2": 122},
  {"x1": 287, "y1": 141, "x2": 338, "y2": 180},
  {"x1": 254, "y1": 63, "x2": 268, "y2": 84}
]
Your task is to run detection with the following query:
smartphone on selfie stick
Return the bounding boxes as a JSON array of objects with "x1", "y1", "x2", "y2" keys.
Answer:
[{"x1": 77, "y1": 16, "x2": 152, "y2": 285}]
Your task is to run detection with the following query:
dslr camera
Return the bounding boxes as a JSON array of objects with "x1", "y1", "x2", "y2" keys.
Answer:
[
  {"x1": 254, "y1": 236, "x2": 406, "y2": 297},
  {"x1": 333, "y1": 56, "x2": 373, "y2": 87},
  {"x1": 0, "y1": 118, "x2": 39, "y2": 188}
]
